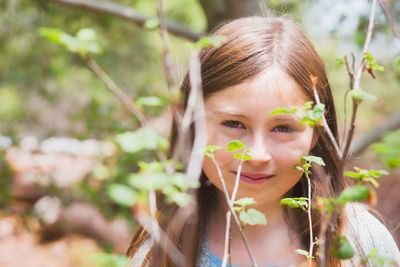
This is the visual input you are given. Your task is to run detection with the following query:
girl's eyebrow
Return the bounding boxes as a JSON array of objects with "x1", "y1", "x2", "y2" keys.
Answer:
[
  {"x1": 270, "y1": 114, "x2": 302, "y2": 122},
  {"x1": 211, "y1": 111, "x2": 249, "y2": 119}
]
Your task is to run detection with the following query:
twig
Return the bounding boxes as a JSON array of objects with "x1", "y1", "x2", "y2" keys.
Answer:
[
  {"x1": 222, "y1": 211, "x2": 232, "y2": 267},
  {"x1": 83, "y1": 55, "x2": 172, "y2": 172},
  {"x1": 211, "y1": 158, "x2": 259, "y2": 267},
  {"x1": 305, "y1": 172, "x2": 314, "y2": 262},
  {"x1": 319, "y1": 1, "x2": 378, "y2": 266},
  {"x1": 134, "y1": 211, "x2": 186, "y2": 267},
  {"x1": 378, "y1": 0, "x2": 399, "y2": 38},
  {"x1": 350, "y1": 108, "x2": 400, "y2": 155},
  {"x1": 83, "y1": 56, "x2": 147, "y2": 126},
  {"x1": 157, "y1": 0, "x2": 174, "y2": 90},
  {"x1": 311, "y1": 84, "x2": 342, "y2": 159},
  {"x1": 37, "y1": 0, "x2": 204, "y2": 41}
]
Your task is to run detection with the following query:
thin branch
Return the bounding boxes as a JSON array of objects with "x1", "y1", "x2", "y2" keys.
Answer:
[
  {"x1": 83, "y1": 56, "x2": 147, "y2": 126},
  {"x1": 312, "y1": 84, "x2": 342, "y2": 159},
  {"x1": 378, "y1": 0, "x2": 399, "y2": 38},
  {"x1": 350, "y1": 109, "x2": 400, "y2": 156},
  {"x1": 134, "y1": 211, "x2": 186, "y2": 267},
  {"x1": 352, "y1": 0, "x2": 378, "y2": 92},
  {"x1": 211, "y1": 158, "x2": 259, "y2": 267},
  {"x1": 38, "y1": 0, "x2": 205, "y2": 41},
  {"x1": 157, "y1": 0, "x2": 175, "y2": 90},
  {"x1": 222, "y1": 211, "x2": 232, "y2": 267},
  {"x1": 83, "y1": 55, "x2": 171, "y2": 170},
  {"x1": 305, "y1": 173, "x2": 314, "y2": 262}
]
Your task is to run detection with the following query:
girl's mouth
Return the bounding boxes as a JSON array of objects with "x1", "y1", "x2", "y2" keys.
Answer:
[{"x1": 232, "y1": 171, "x2": 274, "y2": 184}]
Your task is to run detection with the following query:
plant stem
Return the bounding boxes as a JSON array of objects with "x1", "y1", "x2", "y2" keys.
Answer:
[
  {"x1": 222, "y1": 211, "x2": 232, "y2": 267},
  {"x1": 312, "y1": 86, "x2": 342, "y2": 159},
  {"x1": 134, "y1": 210, "x2": 186, "y2": 267},
  {"x1": 156, "y1": 0, "x2": 174, "y2": 90},
  {"x1": 305, "y1": 172, "x2": 314, "y2": 262},
  {"x1": 212, "y1": 158, "x2": 259, "y2": 267}
]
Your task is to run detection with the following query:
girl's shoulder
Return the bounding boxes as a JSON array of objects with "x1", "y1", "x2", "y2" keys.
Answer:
[{"x1": 344, "y1": 203, "x2": 400, "y2": 266}]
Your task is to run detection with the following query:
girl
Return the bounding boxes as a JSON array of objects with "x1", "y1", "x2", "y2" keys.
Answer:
[{"x1": 128, "y1": 16, "x2": 400, "y2": 267}]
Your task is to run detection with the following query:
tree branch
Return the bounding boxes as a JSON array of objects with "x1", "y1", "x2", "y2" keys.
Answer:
[
  {"x1": 350, "y1": 109, "x2": 400, "y2": 156},
  {"x1": 38, "y1": 0, "x2": 205, "y2": 41},
  {"x1": 378, "y1": 0, "x2": 399, "y2": 38}
]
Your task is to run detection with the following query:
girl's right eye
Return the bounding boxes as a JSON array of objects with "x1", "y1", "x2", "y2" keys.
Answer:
[{"x1": 221, "y1": 120, "x2": 246, "y2": 129}]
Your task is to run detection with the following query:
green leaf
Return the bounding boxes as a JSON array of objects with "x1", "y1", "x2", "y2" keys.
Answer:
[
  {"x1": 302, "y1": 155, "x2": 326, "y2": 166},
  {"x1": 106, "y1": 184, "x2": 137, "y2": 207},
  {"x1": 239, "y1": 209, "x2": 267, "y2": 226},
  {"x1": 330, "y1": 236, "x2": 355, "y2": 259},
  {"x1": 204, "y1": 145, "x2": 222, "y2": 160},
  {"x1": 143, "y1": 18, "x2": 160, "y2": 30},
  {"x1": 387, "y1": 159, "x2": 400, "y2": 168},
  {"x1": 343, "y1": 171, "x2": 364, "y2": 179},
  {"x1": 295, "y1": 165, "x2": 304, "y2": 171},
  {"x1": 227, "y1": 140, "x2": 245, "y2": 151},
  {"x1": 138, "y1": 161, "x2": 164, "y2": 172},
  {"x1": 135, "y1": 96, "x2": 166, "y2": 107},
  {"x1": 280, "y1": 197, "x2": 308, "y2": 210},
  {"x1": 336, "y1": 57, "x2": 346, "y2": 66},
  {"x1": 269, "y1": 107, "x2": 298, "y2": 116},
  {"x1": 295, "y1": 249, "x2": 313, "y2": 259},
  {"x1": 186, "y1": 36, "x2": 226, "y2": 50},
  {"x1": 234, "y1": 197, "x2": 257, "y2": 207},
  {"x1": 165, "y1": 192, "x2": 193, "y2": 207},
  {"x1": 233, "y1": 153, "x2": 253, "y2": 161},
  {"x1": 38, "y1": 27, "x2": 75, "y2": 46},
  {"x1": 350, "y1": 89, "x2": 376, "y2": 104},
  {"x1": 337, "y1": 185, "x2": 370, "y2": 205},
  {"x1": 93, "y1": 253, "x2": 129, "y2": 267},
  {"x1": 301, "y1": 103, "x2": 325, "y2": 127},
  {"x1": 115, "y1": 128, "x2": 168, "y2": 153},
  {"x1": 128, "y1": 172, "x2": 169, "y2": 190}
]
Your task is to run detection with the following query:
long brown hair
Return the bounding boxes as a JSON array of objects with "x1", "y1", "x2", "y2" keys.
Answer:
[{"x1": 128, "y1": 16, "x2": 343, "y2": 266}]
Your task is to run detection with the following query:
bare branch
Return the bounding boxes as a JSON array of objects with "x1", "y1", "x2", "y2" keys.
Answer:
[
  {"x1": 378, "y1": 0, "x2": 399, "y2": 38},
  {"x1": 134, "y1": 211, "x2": 186, "y2": 267},
  {"x1": 83, "y1": 56, "x2": 147, "y2": 126},
  {"x1": 157, "y1": 0, "x2": 175, "y2": 90},
  {"x1": 38, "y1": 0, "x2": 205, "y2": 41},
  {"x1": 350, "y1": 109, "x2": 400, "y2": 156}
]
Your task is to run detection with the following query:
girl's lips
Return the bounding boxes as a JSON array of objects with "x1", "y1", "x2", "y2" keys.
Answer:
[{"x1": 232, "y1": 171, "x2": 274, "y2": 184}]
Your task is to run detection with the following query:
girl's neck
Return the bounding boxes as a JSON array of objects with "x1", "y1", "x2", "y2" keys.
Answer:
[{"x1": 208, "y1": 191, "x2": 304, "y2": 266}]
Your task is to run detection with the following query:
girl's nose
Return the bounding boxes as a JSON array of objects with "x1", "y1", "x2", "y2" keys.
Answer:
[{"x1": 247, "y1": 137, "x2": 271, "y2": 166}]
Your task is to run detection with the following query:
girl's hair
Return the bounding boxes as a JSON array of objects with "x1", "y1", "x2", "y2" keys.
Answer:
[{"x1": 128, "y1": 16, "x2": 343, "y2": 266}]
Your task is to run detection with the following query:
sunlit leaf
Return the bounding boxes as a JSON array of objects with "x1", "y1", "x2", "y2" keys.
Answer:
[
  {"x1": 143, "y1": 18, "x2": 160, "y2": 30},
  {"x1": 233, "y1": 153, "x2": 253, "y2": 161},
  {"x1": 269, "y1": 107, "x2": 298, "y2": 116},
  {"x1": 337, "y1": 185, "x2": 370, "y2": 205},
  {"x1": 106, "y1": 184, "x2": 136, "y2": 207},
  {"x1": 115, "y1": 128, "x2": 168, "y2": 153},
  {"x1": 239, "y1": 209, "x2": 267, "y2": 226},
  {"x1": 330, "y1": 236, "x2": 355, "y2": 259},
  {"x1": 234, "y1": 197, "x2": 257, "y2": 207},
  {"x1": 302, "y1": 155, "x2": 326, "y2": 166},
  {"x1": 227, "y1": 140, "x2": 245, "y2": 151}
]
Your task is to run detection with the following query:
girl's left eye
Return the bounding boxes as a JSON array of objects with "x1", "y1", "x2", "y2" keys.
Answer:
[
  {"x1": 273, "y1": 125, "x2": 293, "y2": 133},
  {"x1": 221, "y1": 120, "x2": 245, "y2": 129}
]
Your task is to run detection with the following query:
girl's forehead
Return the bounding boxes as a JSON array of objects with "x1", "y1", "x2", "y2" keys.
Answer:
[{"x1": 205, "y1": 67, "x2": 309, "y2": 107}]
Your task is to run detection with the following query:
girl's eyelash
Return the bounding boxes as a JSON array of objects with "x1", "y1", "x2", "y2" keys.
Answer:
[
  {"x1": 273, "y1": 125, "x2": 294, "y2": 133},
  {"x1": 221, "y1": 120, "x2": 246, "y2": 129}
]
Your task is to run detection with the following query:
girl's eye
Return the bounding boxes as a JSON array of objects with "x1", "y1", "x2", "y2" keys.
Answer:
[
  {"x1": 221, "y1": 120, "x2": 246, "y2": 129},
  {"x1": 273, "y1": 125, "x2": 293, "y2": 133}
]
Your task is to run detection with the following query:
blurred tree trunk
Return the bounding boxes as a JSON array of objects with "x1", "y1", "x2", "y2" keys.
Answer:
[{"x1": 199, "y1": 0, "x2": 267, "y2": 31}]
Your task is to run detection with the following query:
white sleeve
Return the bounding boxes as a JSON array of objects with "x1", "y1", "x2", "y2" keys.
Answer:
[{"x1": 345, "y1": 203, "x2": 400, "y2": 267}]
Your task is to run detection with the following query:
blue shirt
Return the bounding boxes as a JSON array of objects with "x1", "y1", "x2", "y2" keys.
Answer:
[{"x1": 209, "y1": 252, "x2": 277, "y2": 267}]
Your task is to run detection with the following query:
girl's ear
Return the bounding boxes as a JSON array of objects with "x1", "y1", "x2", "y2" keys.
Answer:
[{"x1": 310, "y1": 130, "x2": 319, "y2": 150}]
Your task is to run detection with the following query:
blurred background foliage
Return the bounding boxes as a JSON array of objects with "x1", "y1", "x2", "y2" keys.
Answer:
[{"x1": 0, "y1": 0, "x2": 399, "y2": 266}]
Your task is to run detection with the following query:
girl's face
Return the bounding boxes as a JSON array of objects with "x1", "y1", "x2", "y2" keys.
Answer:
[{"x1": 202, "y1": 67, "x2": 317, "y2": 208}]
